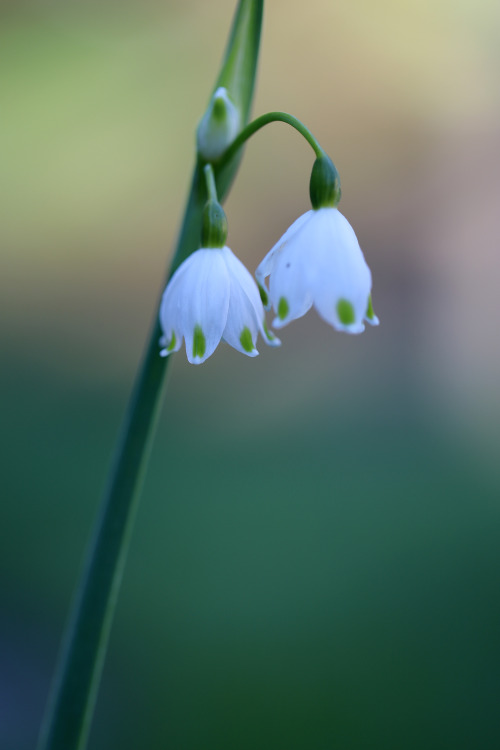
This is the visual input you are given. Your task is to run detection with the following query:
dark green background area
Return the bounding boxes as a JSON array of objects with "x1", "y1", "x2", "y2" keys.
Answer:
[
  {"x1": 2, "y1": 1, "x2": 500, "y2": 749},
  {"x1": 2, "y1": 347, "x2": 499, "y2": 750}
]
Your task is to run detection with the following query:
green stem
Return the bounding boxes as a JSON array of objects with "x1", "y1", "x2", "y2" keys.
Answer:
[
  {"x1": 36, "y1": 166, "x2": 205, "y2": 750},
  {"x1": 37, "y1": 161, "x2": 218, "y2": 750},
  {"x1": 204, "y1": 163, "x2": 219, "y2": 203},
  {"x1": 216, "y1": 111, "x2": 325, "y2": 169},
  {"x1": 37, "y1": 1, "x2": 264, "y2": 744}
]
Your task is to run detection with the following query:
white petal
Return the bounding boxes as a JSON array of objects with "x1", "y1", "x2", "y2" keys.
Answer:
[
  {"x1": 221, "y1": 246, "x2": 280, "y2": 348},
  {"x1": 365, "y1": 295, "x2": 380, "y2": 326},
  {"x1": 261, "y1": 321, "x2": 281, "y2": 347},
  {"x1": 255, "y1": 211, "x2": 313, "y2": 318},
  {"x1": 264, "y1": 213, "x2": 317, "y2": 328},
  {"x1": 309, "y1": 209, "x2": 372, "y2": 333},
  {"x1": 159, "y1": 332, "x2": 182, "y2": 357},
  {"x1": 221, "y1": 246, "x2": 263, "y2": 356},
  {"x1": 222, "y1": 289, "x2": 259, "y2": 356},
  {"x1": 256, "y1": 210, "x2": 313, "y2": 285},
  {"x1": 159, "y1": 248, "x2": 230, "y2": 364},
  {"x1": 182, "y1": 250, "x2": 231, "y2": 364},
  {"x1": 222, "y1": 247, "x2": 262, "y2": 315},
  {"x1": 159, "y1": 252, "x2": 201, "y2": 354}
]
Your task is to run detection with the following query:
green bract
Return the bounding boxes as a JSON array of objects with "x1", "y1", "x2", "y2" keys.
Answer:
[
  {"x1": 201, "y1": 200, "x2": 228, "y2": 248},
  {"x1": 309, "y1": 155, "x2": 342, "y2": 209}
]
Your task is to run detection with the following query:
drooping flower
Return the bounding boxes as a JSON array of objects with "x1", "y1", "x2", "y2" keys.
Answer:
[
  {"x1": 256, "y1": 155, "x2": 379, "y2": 334},
  {"x1": 256, "y1": 207, "x2": 379, "y2": 333},
  {"x1": 159, "y1": 245, "x2": 280, "y2": 365}
]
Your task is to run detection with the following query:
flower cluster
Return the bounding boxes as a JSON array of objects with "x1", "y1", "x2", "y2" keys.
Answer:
[{"x1": 159, "y1": 158, "x2": 378, "y2": 365}]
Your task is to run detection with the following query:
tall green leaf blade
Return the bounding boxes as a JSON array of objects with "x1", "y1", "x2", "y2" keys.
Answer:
[{"x1": 172, "y1": 0, "x2": 264, "y2": 272}]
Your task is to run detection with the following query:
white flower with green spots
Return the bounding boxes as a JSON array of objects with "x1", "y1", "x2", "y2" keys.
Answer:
[
  {"x1": 159, "y1": 246, "x2": 280, "y2": 365},
  {"x1": 256, "y1": 207, "x2": 379, "y2": 334}
]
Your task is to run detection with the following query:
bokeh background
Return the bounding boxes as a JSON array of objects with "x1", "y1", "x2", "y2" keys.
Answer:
[{"x1": 2, "y1": 1, "x2": 500, "y2": 748}]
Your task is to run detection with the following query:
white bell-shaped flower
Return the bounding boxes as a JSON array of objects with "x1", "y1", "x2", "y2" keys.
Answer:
[
  {"x1": 256, "y1": 207, "x2": 379, "y2": 334},
  {"x1": 257, "y1": 154, "x2": 379, "y2": 334},
  {"x1": 159, "y1": 246, "x2": 280, "y2": 365}
]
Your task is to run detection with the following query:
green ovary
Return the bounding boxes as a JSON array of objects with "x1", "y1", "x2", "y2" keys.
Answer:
[
  {"x1": 239, "y1": 327, "x2": 254, "y2": 353},
  {"x1": 193, "y1": 325, "x2": 206, "y2": 358},
  {"x1": 336, "y1": 299, "x2": 355, "y2": 325}
]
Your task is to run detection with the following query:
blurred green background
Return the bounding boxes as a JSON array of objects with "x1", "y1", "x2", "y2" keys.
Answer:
[{"x1": 2, "y1": 1, "x2": 500, "y2": 748}]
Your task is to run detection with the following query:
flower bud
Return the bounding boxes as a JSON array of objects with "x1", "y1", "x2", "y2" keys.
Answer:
[
  {"x1": 196, "y1": 87, "x2": 241, "y2": 161},
  {"x1": 309, "y1": 155, "x2": 341, "y2": 209}
]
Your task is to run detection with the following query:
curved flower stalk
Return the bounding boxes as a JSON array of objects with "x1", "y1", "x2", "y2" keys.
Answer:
[
  {"x1": 160, "y1": 245, "x2": 279, "y2": 364},
  {"x1": 256, "y1": 155, "x2": 379, "y2": 334}
]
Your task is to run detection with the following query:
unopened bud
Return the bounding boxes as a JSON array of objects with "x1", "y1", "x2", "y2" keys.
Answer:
[{"x1": 196, "y1": 87, "x2": 241, "y2": 161}]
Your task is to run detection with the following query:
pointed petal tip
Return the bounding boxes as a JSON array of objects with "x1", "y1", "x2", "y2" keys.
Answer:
[
  {"x1": 187, "y1": 354, "x2": 208, "y2": 365},
  {"x1": 262, "y1": 320, "x2": 281, "y2": 347},
  {"x1": 365, "y1": 315, "x2": 380, "y2": 326},
  {"x1": 265, "y1": 335, "x2": 281, "y2": 348},
  {"x1": 159, "y1": 330, "x2": 181, "y2": 356},
  {"x1": 336, "y1": 323, "x2": 366, "y2": 335},
  {"x1": 243, "y1": 348, "x2": 259, "y2": 358},
  {"x1": 271, "y1": 316, "x2": 289, "y2": 330}
]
